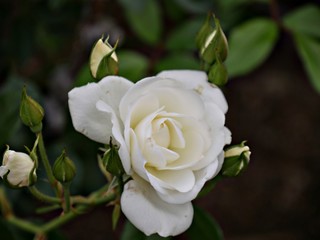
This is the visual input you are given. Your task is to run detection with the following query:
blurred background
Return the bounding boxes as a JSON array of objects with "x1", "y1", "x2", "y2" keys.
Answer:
[{"x1": 0, "y1": 0, "x2": 320, "y2": 239}]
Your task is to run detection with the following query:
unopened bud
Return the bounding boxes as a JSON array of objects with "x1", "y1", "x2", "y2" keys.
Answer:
[
  {"x1": 102, "y1": 139, "x2": 124, "y2": 177},
  {"x1": 196, "y1": 14, "x2": 214, "y2": 49},
  {"x1": 208, "y1": 54, "x2": 228, "y2": 86},
  {"x1": 200, "y1": 16, "x2": 228, "y2": 64},
  {"x1": 0, "y1": 146, "x2": 37, "y2": 188},
  {"x1": 221, "y1": 141, "x2": 251, "y2": 177},
  {"x1": 90, "y1": 37, "x2": 118, "y2": 80},
  {"x1": 20, "y1": 87, "x2": 44, "y2": 133},
  {"x1": 53, "y1": 150, "x2": 76, "y2": 183}
]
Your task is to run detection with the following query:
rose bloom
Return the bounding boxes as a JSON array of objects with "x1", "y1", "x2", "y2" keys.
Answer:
[
  {"x1": 68, "y1": 70, "x2": 231, "y2": 236},
  {"x1": 0, "y1": 149, "x2": 35, "y2": 187}
]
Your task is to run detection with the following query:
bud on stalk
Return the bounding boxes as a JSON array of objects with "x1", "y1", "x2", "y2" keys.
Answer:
[
  {"x1": 53, "y1": 150, "x2": 76, "y2": 183},
  {"x1": 0, "y1": 146, "x2": 37, "y2": 188},
  {"x1": 221, "y1": 141, "x2": 251, "y2": 177},
  {"x1": 200, "y1": 16, "x2": 228, "y2": 65},
  {"x1": 20, "y1": 87, "x2": 44, "y2": 133},
  {"x1": 90, "y1": 37, "x2": 119, "y2": 80}
]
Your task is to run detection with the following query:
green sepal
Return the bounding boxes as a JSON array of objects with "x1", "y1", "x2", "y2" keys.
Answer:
[
  {"x1": 112, "y1": 204, "x2": 121, "y2": 230},
  {"x1": 53, "y1": 150, "x2": 76, "y2": 183},
  {"x1": 208, "y1": 54, "x2": 228, "y2": 86},
  {"x1": 19, "y1": 86, "x2": 44, "y2": 133},
  {"x1": 201, "y1": 16, "x2": 228, "y2": 65},
  {"x1": 95, "y1": 49, "x2": 119, "y2": 80},
  {"x1": 221, "y1": 141, "x2": 250, "y2": 177},
  {"x1": 196, "y1": 13, "x2": 214, "y2": 49},
  {"x1": 102, "y1": 138, "x2": 125, "y2": 177}
]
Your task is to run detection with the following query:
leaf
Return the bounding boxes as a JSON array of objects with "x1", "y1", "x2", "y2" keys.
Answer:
[
  {"x1": 225, "y1": 18, "x2": 279, "y2": 77},
  {"x1": 121, "y1": 221, "x2": 172, "y2": 240},
  {"x1": 283, "y1": 4, "x2": 320, "y2": 39},
  {"x1": 187, "y1": 206, "x2": 223, "y2": 240},
  {"x1": 173, "y1": 0, "x2": 214, "y2": 14},
  {"x1": 120, "y1": 0, "x2": 162, "y2": 45},
  {"x1": 155, "y1": 53, "x2": 199, "y2": 73},
  {"x1": 293, "y1": 33, "x2": 320, "y2": 93},
  {"x1": 166, "y1": 18, "x2": 203, "y2": 51},
  {"x1": 118, "y1": 50, "x2": 149, "y2": 82}
]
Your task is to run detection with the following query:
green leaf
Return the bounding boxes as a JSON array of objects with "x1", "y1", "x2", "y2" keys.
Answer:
[
  {"x1": 225, "y1": 18, "x2": 279, "y2": 77},
  {"x1": 283, "y1": 4, "x2": 320, "y2": 39},
  {"x1": 293, "y1": 34, "x2": 320, "y2": 93},
  {"x1": 166, "y1": 18, "x2": 203, "y2": 51},
  {"x1": 187, "y1": 206, "x2": 223, "y2": 240},
  {"x1": 121, "y1": 221, "x2": 172, "y2": 240},
  {"x1": 120, "y1": 0, "x2": 162, "y2": 45},
  {"x1": 155, "y1": 53, "x2": 199, "y2": 73},
  {"x1": 118, "y1": 50, "x2": 149, "y2": 82},
  {"x1": 173, "y1": 0, "x2": 214, "y2": 14}
]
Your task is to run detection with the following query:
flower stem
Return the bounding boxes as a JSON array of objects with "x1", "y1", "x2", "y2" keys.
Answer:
[
  {"x1": 37, "y1": 132, "x2": 60, "y2": 197},
  {"x1": 7, "y1": 215, "x2": 43, "y2": 233},
  {"x1": 29, "y1": 186, "x2": 61, "y2": 204},
  {"x1": 63, "y1": 183, "x2": 71, "y2": 213},
  {"x1": 42, "y1": 191, "x2": 116, "y2": 233},
  {"x1": 6, "y1": 191, "x2": 117, "y2": 235}
]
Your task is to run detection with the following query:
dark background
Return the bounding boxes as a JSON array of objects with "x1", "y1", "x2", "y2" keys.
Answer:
[{"x1": 0, "y1": 0, "x2": 320, "y2": 239}]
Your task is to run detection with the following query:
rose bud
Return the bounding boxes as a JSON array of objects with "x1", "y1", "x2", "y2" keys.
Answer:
[
  {"x1": 221, "y1": 141, "x2": 251, "y2": 177},
  {"x1": 208, "y1": 54, "x2": 228, "y2": 86},
  {"x1": 200, "y1": 16, "x2": 228, "y2": 64},
  {"x1": 53, "y1": 150, "x2": 76, "y2": 184},
  {"x1": 90, "y1": 37, "x2": 118, "y2": 80},
  {"x1": 20, "y1": 87, "x2": 44, "y2": 133},
  {"x1": 0, "y1": 147, "x2": 37, "y2": 188}
]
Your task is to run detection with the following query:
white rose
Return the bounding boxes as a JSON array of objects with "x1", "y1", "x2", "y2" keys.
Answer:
[
  {"x1": 0, "y1": 149, "x2": 36, "y2": 187},
  {"x1": 68, "y1": 70, "x2": 231, "y2": 236}
]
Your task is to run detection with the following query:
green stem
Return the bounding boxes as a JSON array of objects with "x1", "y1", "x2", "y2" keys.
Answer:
[
  {"x1": 7, "y1": 216, "x2": 42, "y2": 234},
  {"x1": 63, "y1": 184, "x2": 71, "y2": 213},
  {"x1": 42, "y1": 191, "x2": 116, "y2": 233},
  {"x1": 37, "y1": 132, "x2": 60, "y2": 197},
  {"x1": 6, "y1": 191, "x2": 116, "y2": 235},
  {"x1": 29, "y1": 186, "x2": 61, "y2": 204},
  {"x1": 36, "y1": 205, "x2": 61, "y2": 214}
]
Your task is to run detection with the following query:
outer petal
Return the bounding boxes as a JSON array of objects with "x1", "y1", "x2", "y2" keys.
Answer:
[
  {"x1": 121, "y1": 178, "x2": 194, "y2": 237},
  {"x1": 157, "y1": 70, "x2": 228, "y2": 113},
  {"x1": 155, "y1": 152, "x2": 224, "y2": 204},
  {"x1": 68, "y1": 76, "x2": 133, "y2": 144}
]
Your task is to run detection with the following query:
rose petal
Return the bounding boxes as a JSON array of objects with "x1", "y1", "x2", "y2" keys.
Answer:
[
  {"x1": 119, "y1": 77, "x2": 178, "y2": 122},
  {"x1": 147, "y1": 167, "x2": 195, "y2": 193},
  {"x1": 157, "y1": 70, "x2": 208, "y2": 86},
  {"x1": 157, "y1": 70, "x2": 228, "y2": 113},
  {"x1": 156, "y1": 152, "x2": 224, "y2": 204},
  {"x1": 121, "y1": 178, "x2": 193, "y2": 237},
  {"x1": 96, "y1": 100, "x2": 131, "y2": 173},
  {"x1": 68, "y1": 76, "x2": 132, "y2": 144}
]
